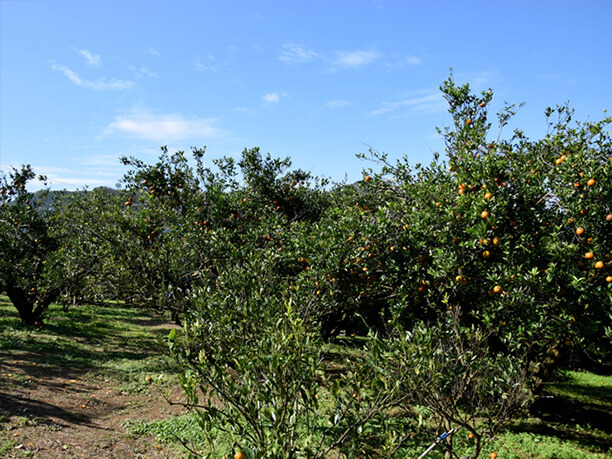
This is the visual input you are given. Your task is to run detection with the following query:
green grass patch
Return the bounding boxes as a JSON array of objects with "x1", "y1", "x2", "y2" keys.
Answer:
[
  {"x1": 124, "y1": 412, "x2": 218, "y2": 454},
  {"x1": 0, "y1": 295, "x2": 180, "y2": 390},
  {"x1": 2, "y1": 295, "x2": 610, "y2": 457}
]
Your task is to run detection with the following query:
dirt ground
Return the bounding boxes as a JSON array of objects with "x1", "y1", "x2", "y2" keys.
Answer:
[
  {"x1": 0, "y1": 354, "x2": 189, "y2": 458},
  {"x1": 0, "y1": 308, "x2": 195, "y2": 459}
]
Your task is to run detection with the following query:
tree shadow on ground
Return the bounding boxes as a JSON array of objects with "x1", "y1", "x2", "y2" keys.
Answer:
[
  {"x1": 514, "y1": 390, "x2": 612, "y2": 452},
  {"x1": 0, "y1": 392, "x2": 97, "y2": 429}
]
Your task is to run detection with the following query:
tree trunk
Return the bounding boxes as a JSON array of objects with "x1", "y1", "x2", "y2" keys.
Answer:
[
  {"x1": 5, "y1": 283, "x2": 41, "y2": 326},
  {"x1": 5, "y1": 283, "x2": 58, "y2": 326}
]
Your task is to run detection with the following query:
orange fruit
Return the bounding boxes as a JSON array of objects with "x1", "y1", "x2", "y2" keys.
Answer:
[
  {"x1": 466, "y1": 119, "x2": 473, "y2": 125},
  {"x1": 584, "y1": 252, "x2": 594, "y2": 259},
  {"x1": 235, "y1": 453, "x2": 245, "y2": 459},
  {"x1": 483, "y1": 250, "x2": 491, "y2": 259},
  {"x1": 606, "y1": 214, "x2": 612, "y2": 222},
  {"x1": 490, "y1": 453, "x2": 498, "y2": 459},
  {"x1": 481, "y1": 210, "x2": 490, "y2": 219},
  {"x1": 606, "y1": 276, "x2": 612, "y2": 282},
  {"x1": 468, "y1": 432, "x2": 474, "y2": 439},
  {"x1": 484, "y1": 191, "x2": 492, "y2": 199},
  {"x1": 492, "y1": 237, "x2": 500, "y2": 246},
  {"x1": 595, "y1": 261, "x2": 604, "y2": 269},
  {"x1": 587, "y1": 178, "x2": 596, "y2": 186},
  {"x1": 576, "y1": 227, "x2": 585, "y2": 235},
  {"x1": 493, "y1": 285, "x2": 502, "y2": 294},
  {"x1": 364, "y1": 175, "x2": 372, "y2": 182}
]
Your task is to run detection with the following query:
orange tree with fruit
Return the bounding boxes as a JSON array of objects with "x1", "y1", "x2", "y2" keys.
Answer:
[
  {"x1": 350, "y1": 75, "x2": 611, "y2": 457},
  {"x1": 108, "y1": 76, "x2": 611, "y2": 457}
]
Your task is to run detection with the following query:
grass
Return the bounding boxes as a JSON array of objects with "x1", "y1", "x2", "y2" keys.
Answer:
[
  {"x1": 121, "y1": 370, "x2": 611, "y2": 458},
  {"x1": 1, "y1": 296, "x2": 610, "y2": 457},
  {"x1": 0, "y1": 295, "x2": 180, "y2": 392},
  {"x1": 0, "y1": 295, "x2": 184, "y2": 457}
]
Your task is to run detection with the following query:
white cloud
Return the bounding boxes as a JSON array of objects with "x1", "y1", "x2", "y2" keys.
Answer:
[
  {"x1": 278, "y1": 43, "x2": 319, "y2": 63},
  {"x1": 334, "y1": 49, "x2": 381, "y2": 68},
  {"x1": 72, "y1": 155, "x2": 121, "y2": 167},
  {"x1": 234, "y1": 106, "x2": 256, "y2": 114},
  {"x1": 74, "y1": 48, "x2": 102, "y2": 68},
  {"x1": 103, "y1": 109, "x2": 223, "y2": 141},
  {"x1": 262, "y1": 92, "x2": 287, "y2": 104},
  {"x1": 51, "y1": 64, "x2": 136, "y2": 90},
  {"x1": 137, "y1": 66, "x2": 157, "y2": 78},
  {"x1": 385, "y1": 55, "x2": 422, "y2": 69},
  {"x1": 195, "y1": 61, "x2": 218, "y2": 72},
  {"x1": 370, "y1": 93, "x2": 445, "y2": 116},
  {"x1": 326, "y1": 99, "x2": 350, "y2": 108},
  {"x1": 455, "y1": 70, "x2": 500, "y2": 92}
]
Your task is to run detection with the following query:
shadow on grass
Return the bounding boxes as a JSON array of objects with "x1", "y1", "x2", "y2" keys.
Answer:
[
  {"x1": 0, "y1": 296, "x2": 179, "y2": 381},
  {"x1": 0, "y1": 392, "x2": 97, "y2": 429},
  {"x1": 518, "y1": 383, "x2": 612, "y2": 452}
]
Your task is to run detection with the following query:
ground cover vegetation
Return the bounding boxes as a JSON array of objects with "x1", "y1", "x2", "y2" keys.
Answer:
[{"x1": 1, "y1": 75, "x2": 611, "y2": 457}]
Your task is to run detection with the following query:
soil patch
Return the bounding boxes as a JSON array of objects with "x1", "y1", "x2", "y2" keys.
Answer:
[{"x1": 0, "y1": 306, "x2": 189, "y2": 458}]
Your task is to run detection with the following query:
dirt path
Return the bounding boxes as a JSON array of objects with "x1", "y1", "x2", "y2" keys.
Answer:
[
  {"x1": 0, "y1": 354, "x2": 189, "y2": 458},
  {"x1": 0, "y1": 312, "x2": 191, "y2": 458}
]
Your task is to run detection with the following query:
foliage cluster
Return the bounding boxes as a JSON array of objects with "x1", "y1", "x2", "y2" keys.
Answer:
[{"x1": 1, "y1": 75, "x2": 610, "y2": 457}]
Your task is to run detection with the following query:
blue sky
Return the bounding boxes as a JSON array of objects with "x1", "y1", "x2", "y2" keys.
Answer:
[{"x1": 1, "y1": 0, "x2": 611, "y2": 190}]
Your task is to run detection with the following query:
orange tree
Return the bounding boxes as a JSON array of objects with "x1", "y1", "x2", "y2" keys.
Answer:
[
  {"x1": 0, "y1": 167, "x2": 120, "y2": 324},
  {"x1": 120, "y1": 78, "x2": 610, "y2": 456},
  {"x1": 0, "y1": 166, "x2": 60, "y2": 325},
  {"x1": 158, "y1": 147, "x2": 416, "y2": 457},
  {"x1": 353, "y1": 75, "x2": 611, "y2": 457}
]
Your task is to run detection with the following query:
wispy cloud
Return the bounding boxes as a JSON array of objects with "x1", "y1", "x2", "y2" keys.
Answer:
[
  {"x1": 262, "y1": 92, "x2": 287, "y2": 104},
  {"x1": 51, "y1": 64, "x2": 137, "y2": 90},
  {"x1": 326, "y1": 99, "x2": 350, "y2": 108},
  {"x1": 234, "y1": 106, "x2": 256, "y2": 114},
  {"x1": 385, "y1": 55, "x2": 422, "y2": 69},
  {"x1": 127, "y1": 65, "x2": 157, "y2": 79},
  {"x1": 73, "y1": 48, "x2": 102, "y2": 68},
  {"x1": 103, "y1": 109, "x2": 223, "y2": 141},
  {"x1": 370, "y1": 93, "x2": 445, "y2": 117},
  {"x1": 278, "y1": 43, "x2": 319, "y2": 63},
  {"x1": 333, "y1": 49, "x2": 381, "y2": 68},
  {"x1": 278, "y1": 43, "x2": 421, "y2": 73},
  {"x1": 454, "y1": 70, "x2": 500, "y2": 92},
  {"x1": 147, "y1": 47, "x2": 160, "y2": 56},
  {"x1": 30, "y1": 165, "x2": 116, "y2": 190},
  {"x1": 72, "y1": 154, "x2": 121, "y2": 167}
]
